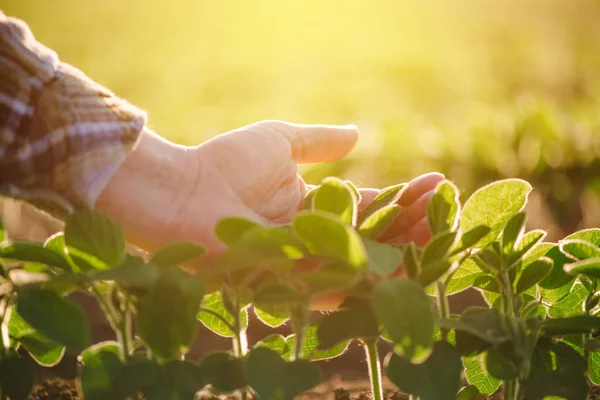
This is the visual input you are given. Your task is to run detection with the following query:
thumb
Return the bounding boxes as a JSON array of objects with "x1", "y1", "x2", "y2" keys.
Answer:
[{"x1": 274, "y1": 121, "x2": 359, "y2": 163}]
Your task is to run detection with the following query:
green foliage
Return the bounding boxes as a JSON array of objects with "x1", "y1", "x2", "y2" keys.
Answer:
[
  {"x1": 149, "y1": 241, "x2": 205, "y2": 267},
  {"x1": 198, "y1": 291, "x2": 248, "y2": 337},
  {"x1": 427, "y1": 180, "x2": 460, "y2": 235},
  {"x1": 313, "y1": 177, "x2": 357, "y2": 225}
]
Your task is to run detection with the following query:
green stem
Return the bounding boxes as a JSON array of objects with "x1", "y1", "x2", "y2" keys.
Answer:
[
  {"x1": 436, "y1": 280, "x2": 450, "y2": 341},
  {"x1": 91, "y1": 284, "x2": 120, "y2": 331},
  {"x1": 0, "y1": 298, "x2": 12, "y2": 359},
  {"x1": 363, "y1": 339, "x2": 383, "y2": 400},
  {"x1": 119, "y1": 296, "x2": 132, "y2": 361},
  {"x1": 290, "y1": 306, "x2": 308, "y2": 361},
  {"x1": 504, "y1": 380, "x2": 516, "y2": 400},
  {"x1": 231, "y1": 295, "x2": 248, "y2": 400}
]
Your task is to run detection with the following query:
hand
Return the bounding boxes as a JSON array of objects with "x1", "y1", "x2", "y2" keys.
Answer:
[{"x1": 97, "y1": 121, "x2": 358, "y2": 252}]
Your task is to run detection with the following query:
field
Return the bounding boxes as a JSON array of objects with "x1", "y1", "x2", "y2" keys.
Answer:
[{"x1": 4, "y1": 1, "x2": 600, "y2": 238}]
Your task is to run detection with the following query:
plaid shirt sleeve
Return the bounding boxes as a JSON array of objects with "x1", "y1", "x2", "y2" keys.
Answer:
[{"x1": 0, "y1": 12, "x2": 147, "y2": 218}]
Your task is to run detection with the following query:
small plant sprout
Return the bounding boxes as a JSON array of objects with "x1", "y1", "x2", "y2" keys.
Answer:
[{"x1": 0, "y1": 177, "x2": 598, "y2": 399}]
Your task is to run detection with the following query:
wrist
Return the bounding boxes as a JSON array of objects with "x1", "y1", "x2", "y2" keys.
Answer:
[{"x1": 95, "y1": 127, "x2": 199, "y2": 251}]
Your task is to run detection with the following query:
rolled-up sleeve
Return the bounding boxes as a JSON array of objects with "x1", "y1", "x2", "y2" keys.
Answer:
[{"x1": 0, "y1": 12, "x2": 147, "y2": 217}]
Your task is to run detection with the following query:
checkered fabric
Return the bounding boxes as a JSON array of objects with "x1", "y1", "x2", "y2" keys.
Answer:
[{"x1": 0, "y1": 12, "x2": 147, "y2": 218}]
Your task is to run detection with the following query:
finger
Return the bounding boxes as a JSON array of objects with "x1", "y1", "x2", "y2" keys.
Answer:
[
  {"x1": 275, "y1": 121, "x2": 359, "y2": 164},
  {"x1": 357, "y1": 188, "x2": 380, "y2": 212},
  {"x1": 397, "y1": 172, "x2": 445, "y2": 206},
  {"x1": 385, "y1": 217, "x2": 432, "y2": 248},
  {"x1": 380, "y1": 189, "x2": 435, "y2": 241}
]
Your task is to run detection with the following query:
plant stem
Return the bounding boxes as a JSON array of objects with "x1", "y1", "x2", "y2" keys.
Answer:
[
  {"x1": 435, "y1": 280, "x2": 450, "y2": 341},
  {"x1": 118, "y1": 295, "x2": 132, "y2": 361},
  {"x1": 0, "y1": 298, "x2": 11, "y2": 359},
  {"x1": 290, "y1": 306, "x2": 308, "y2": 361},
  {"x1": 363, "y1": 338, "x2": 383, "y2": 400},
  {"x1": 231, "y1": 294, "x2": 248, "y2": 400}
]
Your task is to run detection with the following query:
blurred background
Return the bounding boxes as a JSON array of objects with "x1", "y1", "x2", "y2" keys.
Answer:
[
  {"x1": 3, "y1": 0, "x2": 600, "y2": 240},
  {"x1": 3, "y1": 0, "x2": 600, "y2": 387}
]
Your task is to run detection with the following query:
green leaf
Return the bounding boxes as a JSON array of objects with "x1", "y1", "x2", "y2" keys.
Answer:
[
  {"x1": 16, "y1": 288, "x2": 89, "y2": 352},
  {"x1": 548, "y1": 282, "x2": 589, "y2": 318},
  {"x1": 313, "y1": 177, "x2": 356, "y2": 225},
  {"x1": 111, "y1": 355, "x2": 160, "y2": 399},
  {"x1": 373, "y1": 279, "x2": 434, "y2": 361},
  {"x1": 78, "y1": 341, "x2": 124, "y2": 400},
  {"x1": 254, "y1": 305, "x2": 289, "y2": 328},
  {"x1": 142, "y1": 360, "x2": 200, "y2": 400},
  {"x1": 539, "y1": 245, "x2": 576, "y2": 290},
  {"x1": 198, "y1": 292, "x2": 248, "y2": 337},
  {"x1": 485, "y1": 343, "x2": 519, "y2": 380},
  {"x1": 421, "y1": 231, "x2": 458, "y2": 266},
  {"x1": 560, "y1": 239, "x2": 600, "y2": 261},
  {"x1": 455, "y1": 329, "x2": 493, "y2": 357},
  {"x1": 590, "y1": 352, "x2": 600, "y2": 385},
  {"x1": 245, "y1": 347, "x2": 321, "y2": 400},
  {"x1": 456, "y1": 385, "x2": 481, "y2": 400},
  {"x1": 564, "y1": 257, "x2": 600, "y2": 279},
  {"x1": 344, "y1": 180, "x2": 362, "y2": 204},
  {"x1": 356, "y1": 183, "x2": 407, "y2": 226},
  {"x1": 294, "y1": 261, "x2": 358, "y2": 296},
  {"x1": 403, "y1": 243, "x2": 421, "y2": 279},
  {"x1": 137, "y1": 268, "x2": 204, "y2": 359},
  {"x1": 427, "y1": 180, "x2": 460, "y2": 235},
  {"x1": 198, "y1": 352, "x2": 246, "y2": 392},
  {"x1": 564, "y1": 228, "x2": 600, "y2": 246},
  {"x1": 255, "y1": 334, "x2": 289, "y2": 355},
  {"x1": 541, "y1": 315, "x2": 600, "y2": 336},
  {"x1": 316, "y1": 303, "x2": 379, "y2": 350},
  {"x1": 303, "y1": 186, "x2": 319, "y2": 210},
  {"x1": 463, "y1": 355, "x2": 501, "y2": 395},
  {"x1": 501, "y1": 212, "x2": 527, "y2": 255},
  {"x1": 65, "y1": 210, "x2": 126, "y2": 269},
  {"x1": 460, "y1": 179, "x2": 532, "y2": 248},
  {"x1": 358, "y1": 205, "x2": 401, "y2": 239},
  {"x1": 472, "y1": 275, "x2": 501, "y2": 293},
  {"x1": 215, "y1": 217, "x2": 260, "y2": 246},
  {"x1": 294, "y1": 324, "x2": 350, "y2": 361},
  {"x1": 418, "y1": 259, "x2": 452, "y2": 288},
  {"x1": 445, "y1": 258, "x2": 484, "y2": 295},
  {"x1": 254, "y1": 283, "x2": 306, "y2": 306},
  {"x1": 386, "y1": 341, "x2": 462, "y2": 400},
  {"x1": 0, "y1": 353, "x2": 35, "y2": 400},
  {"x1": 515, "y1": 257, "x2": 552, "y2": 294},
  {"x1": 0, "y1": 241, "x2": 72, "y2": 270},
  {"x1": 453, "y1": 225, "x2": 492, "y2": 253},
  {"x1": 506, "y1": 229, "x2": 547, "y2": 267},
  {"x1": 438, "y1": 307, "x2": 509, "y2": 344},
  {"x1": 363, "y1": 239, "x2": 403, "y2": 277},
  {"x1": 293, "y1": 211, "x2": 367, "y2": 268},
  {"x1": 150, "y1": 241, "x2": 205, "y2": 267},
  {"x1": 10, "y1": 310, "x2": 67, "y2": 367},
  {"x1": 91, "y1": 255, "x2": 159, "y2": 289}
]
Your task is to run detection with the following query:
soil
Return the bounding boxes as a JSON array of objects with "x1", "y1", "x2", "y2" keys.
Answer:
[{"x1": 26, "y1": 377, "x2": 600, "y2": 400}]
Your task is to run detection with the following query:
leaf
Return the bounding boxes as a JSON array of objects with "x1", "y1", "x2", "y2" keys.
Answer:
[
  {"x1": 453, "y1": 225, "x2": 492, "y2": 253},
  {"x1": 541, "y1": 316, "x2": 600, "y2": 336},
  {"x1": 358, "y1": 205, "x2": 401, "y2": 239},
  {"x1": 386, "y1": 341, "x2": 462, "y2": 400},
  {"x1": 539, "y1": 245, "x2": 576, "y2": 290},
  {"x1": 294, "y1": 324, "x2": 350, "y2": 361},
  {"x1": 198, "y1": 292, "x2": 248, "y2": 337},
  {"x1": 472, "y1": 275, "x2": 501, "y2": 293},
  {"x1": 564, "y1": 257, "x2": 600, "y2": 279},
  {"x1": 0, "y1": 353, "x2": 35, "y2": 400},
  {"x1": 456, "y1": 385, "x2": 481, "y2": 400},
  {"x1": 417, "y1": 259, "x2": 452, "y2": 288},
  {"x1": 0, "y1": 242, "x2": 72, "y2": 270},
  {"x1": 356, "y1": 183, "x2": 407, "y2": 226},
  {"x1": 501, "y1": 212, "x2": 527, "y2": 255},
  {"x1": 137, "y1": 268, "x2": 204, "y2": 359},
  {"x1": 78, "y1": 342, "x2": 124, "y2": 400},
  {"x1": 316, "y1": 303, "x2": 379, "y2": 350},
  {"x1": 111, "y1": 356, "x2": 160, "y2": 399},
  {"x1": 18, "y1": 334, "x2": 66, "y2": 367},
  {"x1": 427, "y1": 180, "x2": 460, "y2": 235},
  {"x1": 254, "y1": 283, "x2": 306, "y2": 306},
  {"x1": 460, "y1": 179, "x2": 532, "y2": 248},
  {"x1": 254, "y1": 305, "x2": 289, "y2": 328},
  {"x1": 363, "y1": 239, "x2": 403, "y2": 277},
  {"x1": 293, "y1": 211, "x2": 367, "y2": 269},
  {"x1": 313, "y1": 177, "x2": 356, "y2": 225},
  {"x1": 255, "y1": 334, "x2": 289, "y2": 355},
  {"x1": 438, "y1": 307, "x2": 509, "y2": 344},
  {"x1": 372, "y1": 279, "x2": 434, "y2": 361},
  {"x1": 215, "y1": 217, "x2": 260, "y2": 246},
  {"x1": 463, "y1": 355, "x2": 501, "y2": 395},
  {"x1": 485, "y1": 343, "x2": 519, "y2": 380},
  {"x1": 590, "y1": 352, "x2": 600, "y2": 385},
  {"x1": 16, "y1": 288, "x2": 89, "y2": 352},
  {"x1": 65, "y1": 210, "x2": 125, "y2": 269},
  {"x1": 421, "y1": 231, "x2": 458, "y2": 266},
  {"x1": 564, "y1": 228, "x2": 600, "y2": 246},
  {"x1": 548, "y1": 282, "x2": 589, "y2": 318},
  {"x1": 344, "y1": 180, "x2": 362, "y2": 204},
  {"x1": 150, "y1": 241, "x2": 205, "y2": 267},
  {"x1": 197, "y1": 352, "x2": 246, "y2": 392},
  {"x1": 403, "y1": 243, "x2": 421, "y2": 279},
  {"x1": 91, "y1": 255, "x2": 159, "y2": 289},
  {"x1": 445, "y1": 258, "x2": 484, "y2": 295},
  {"x1": 560, "y1": 239, "x2": 600, "y2": 260},
  {"x1": 245, "y1": 347, "x2": 321, "y2": 400},
  {"x1": 515, "y1": 257, "x2": 552, "y2": 294},
  {"x1": 142, "y1": 360, "x2": 200, "y2": 400},
  {"x1": 303, "y1": 186, "x2": 319, "y2": 210},
  {"x1": 455, "y1": 330, "x2": 493, "y2": 357},
  {"x1": 506, "y1": 229, "x2": 547, "y2": 267}
]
